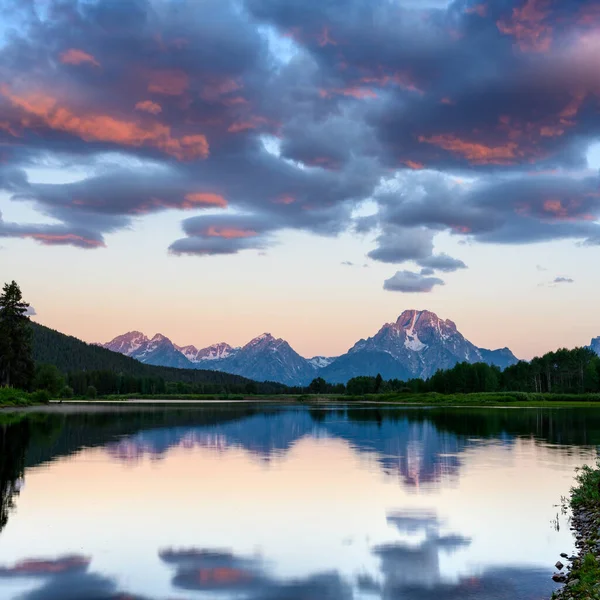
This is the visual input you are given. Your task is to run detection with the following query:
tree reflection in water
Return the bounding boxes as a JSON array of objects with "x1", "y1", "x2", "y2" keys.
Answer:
[{"x1": 0, "y1": 419, "x2": 29, "y2": 535}]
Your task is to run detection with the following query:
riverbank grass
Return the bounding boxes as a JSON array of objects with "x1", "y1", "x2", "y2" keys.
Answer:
[
  {"x1": 0, "y1": 387, "x2": 50, "y2": 407},
  {"x1": 553, "y1": 462, "x2": 600, "y2": 599}
]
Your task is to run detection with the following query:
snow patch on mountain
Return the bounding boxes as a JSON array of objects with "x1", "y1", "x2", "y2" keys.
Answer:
[
  {"x1": 308, "y1": 356, "x2": 337, "y2": 369},
  {"x1": 176, "y1": 342, "x2": 238, "y2": 363}
]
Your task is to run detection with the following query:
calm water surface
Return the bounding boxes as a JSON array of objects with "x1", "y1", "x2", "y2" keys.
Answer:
[{"x1": 0, "y1": 404, "x2": 599, "y2": 600}]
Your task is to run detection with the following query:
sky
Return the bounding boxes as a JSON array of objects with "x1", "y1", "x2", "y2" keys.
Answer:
[{"x1": 1, "y1": 0, "x2": 600, "y2": 360}]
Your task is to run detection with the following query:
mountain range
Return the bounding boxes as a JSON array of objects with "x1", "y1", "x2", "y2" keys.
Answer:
[{"x1": 101, "y1": 309, "x2": 522, "y2": 386}]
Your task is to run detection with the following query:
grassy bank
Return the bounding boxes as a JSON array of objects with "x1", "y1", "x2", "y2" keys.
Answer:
[
  {"x1": 0, "y1": 387, "x2": 50, "y2": 408},
  {"x1": 368, "y1": 391, "x2": 600, "y2": 404},
  {"x1": 40, "y1": 391, "x2": 600, "y2": 407},
  {"x1": 6, "y1": 388, "x2": 600, "y2": 409},
  {"x1": 552, "y1": 463, "x2": 600, "y2": 599}
]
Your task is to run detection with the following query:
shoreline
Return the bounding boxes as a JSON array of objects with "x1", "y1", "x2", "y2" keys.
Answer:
[
  {"x1": 3, "y1": 397, "x2": 600, "y2": 411},
  {"x1": 552, "y1": 464, "x2": 600, "y2": 599},
  {"x1": 2, "y1": 398, "x2": 600, "y2": 417}
]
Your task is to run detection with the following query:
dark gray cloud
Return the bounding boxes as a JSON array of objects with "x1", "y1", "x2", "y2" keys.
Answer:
[
  {"x1": 0, "y1": 210, "x2": 106, "y2": 249},
  {"x1": 371, "y1": 170, "x2": 600, "y2": 250},
  {"x1": 554, "y1": 276, "x2": 574, "y2": 284},
  {"x1": 367, "y1": 227, "x2": 434, "y2": 264},
  {"x1": 383, "y1": 270, "x2": 445, "y2": 293}
]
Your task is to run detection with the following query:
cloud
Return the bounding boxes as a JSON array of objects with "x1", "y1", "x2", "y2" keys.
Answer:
[
  {"x1": 367, "y1": 227, "x2": 434, "y2": 264},
  {"x1": 135, "y1": 100, "x2": 162, "y2": 115},
  {"x1": 170, "y1": 214, "x2": 274, "y2": 255},
  {"x1": 0, "y1": 0, "x2": 599, "y2": 292},
  {"x1": 383, "y1": 270, "x2": 445, "y2": 293},
  {"x1": 25, "y1": 305, "x2": 36, "y2": 316},
  {"x1": 373, "y1": 170, "x2": 600, "y2": 247},
  {"x1": 417, "y1": 253, "x2": 467, "y2": 272},
  {"x1": 59, "y1": 49, "x2": 100, "y2": 68},
  {"x1": 0, "y1": 210, "x2": 106, "y2": 249},
  {"x1": 553, "y1": 276, "x2": 574, "y2": 284}
]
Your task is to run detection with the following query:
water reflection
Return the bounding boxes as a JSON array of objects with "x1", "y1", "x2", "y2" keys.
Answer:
[
  {"x1": 160, "y1": 548, "x2": 352, "y2": 598},
  {"x1": 0, "y1": 554, "x2": 149, "y2": 600},
  {"x1": 0, "y1": 420, "x2": 29, "y2": 534},
  {"x1": 0, "y1": 550, "x2": 557, "y2": 600},
  {"x1": 373, "y1": 510, "x2": 472, "y2": 591},
  {"x1": 0, "y1": 405, "x2": 598, "y2": 599}
]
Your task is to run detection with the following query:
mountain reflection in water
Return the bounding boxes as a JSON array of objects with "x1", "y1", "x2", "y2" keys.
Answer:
[{"x1": 0, "y1": 404, "x2": 598, "y2": 599}]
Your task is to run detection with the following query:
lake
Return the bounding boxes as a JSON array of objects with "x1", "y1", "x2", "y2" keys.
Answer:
[{"x1": 0, "y1": 404, "x2": 598, "y2": 599}]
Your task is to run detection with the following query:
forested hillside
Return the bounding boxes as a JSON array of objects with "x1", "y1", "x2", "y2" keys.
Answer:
[{"x1": 30, "y1": 323, "x2": 289, "y2": 395}]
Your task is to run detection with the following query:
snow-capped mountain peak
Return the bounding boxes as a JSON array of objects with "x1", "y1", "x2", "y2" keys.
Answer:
[
  {"x1": 176, "y1": 342, "x2": 238, "y2": 363},
  {"x1": 245, "y1": 333, "x2": 280, "y2": 349},
  {"x1": 101, "y1": 309, "x2": 519, "y2": 386},
  {"x1": 103, "y1": 331, "x2": 149, "y2": 355},
  {"x1": 101, "y1": 331, "x2": 191, "y2": 369},
  {"x1": 341, "y1": 309, "x2": 517, "y2": 381}
]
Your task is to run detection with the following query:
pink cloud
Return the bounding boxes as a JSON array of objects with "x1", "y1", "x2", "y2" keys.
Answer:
[
  {"x1": 59, "y1": 49, "x2": 100, "y2": 68},
  {"x1": 135, "y1": 100, "x2": 162, "y2": 115}
]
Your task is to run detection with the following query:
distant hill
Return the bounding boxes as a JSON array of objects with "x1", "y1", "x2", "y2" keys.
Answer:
[{"x1": 30, "y1": 323, "x2": 287, "y2": 390}]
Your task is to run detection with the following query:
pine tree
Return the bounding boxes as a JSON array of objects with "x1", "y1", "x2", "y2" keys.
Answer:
[{"x1": 0, "y1": 281, "x2": 34, "y2": 389}]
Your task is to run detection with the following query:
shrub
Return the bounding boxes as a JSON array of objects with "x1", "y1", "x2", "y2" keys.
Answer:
[
  {"x1": 60, "y1": 385, "x2": 74, "y2": 399},
  {"x1": 571, "y1": 462, "x2": 600, "y2": 508},
  {"x1": 31, "y1": 389, "x2": 51, "y2": 404},
  {"x1": 86, "y1": 385, "x2": 98, "y2": 399}
]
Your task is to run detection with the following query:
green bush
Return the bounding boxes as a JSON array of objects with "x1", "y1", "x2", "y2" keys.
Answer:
[
  {"x1": 0, "y1": 387, "x2": 29, "y2": 405},
  {"x1": 86, "y1": 385, "x2": 98, "y2": 399},
  {"x1": 60, "y1": 385, "x2": 74, "y2": 398},
  {"x1": 30, "y1": 389, "x2": 51, "y2": 404},
  {"x1": 571, "y1": 462, "x2": 600, "y2": 508}
]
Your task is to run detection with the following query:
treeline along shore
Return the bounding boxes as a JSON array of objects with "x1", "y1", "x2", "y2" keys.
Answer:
[{"x1": 2, "y1": 279, "x2": 600, "y2": 406}]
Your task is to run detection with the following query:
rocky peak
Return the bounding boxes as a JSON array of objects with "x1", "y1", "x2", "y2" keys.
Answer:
[
  {"x1": 122, "y1": 330, "x2": 147, "y2": 339},
  {"x1": 590, "y1": 337, "x2": 600, "y2": 356},
  {"x1": 395, "y1": 310, "x2": 457, "y2": 332},
  {"x1": 103, "y1": 331, "x2": 149, "y2": 354},
  {"x1": 150, "y1": 333, "x2": 169, "y2": 343},
  {"x1": 245, "y1": 333, "x2": 279, "y2": 349},
  {"x1": 176, "y1": 344, "x2": 199, "y2": 354}
]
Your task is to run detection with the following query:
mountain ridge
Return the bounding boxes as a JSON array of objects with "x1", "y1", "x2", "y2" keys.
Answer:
[{"x1": 100, "y1": 309, "x2": 520, "y2": 385}]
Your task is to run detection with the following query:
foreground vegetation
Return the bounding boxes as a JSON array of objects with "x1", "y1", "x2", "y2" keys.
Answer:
[
  {"x1": 552, "y1": 462, "x2": 600, "y2": 599},
  {"x1": 0, "y1": 387, "x2": 50, "y2": 407}
]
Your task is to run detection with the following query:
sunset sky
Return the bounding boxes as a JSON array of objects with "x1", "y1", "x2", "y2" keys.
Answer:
[{"x1": 1, "y1": 0, "x2": 600, "y2": 359}]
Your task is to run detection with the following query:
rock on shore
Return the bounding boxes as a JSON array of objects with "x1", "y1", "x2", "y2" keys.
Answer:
[{"x1": 552, "y1": 501, "x2": 600, "y2": 599}]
